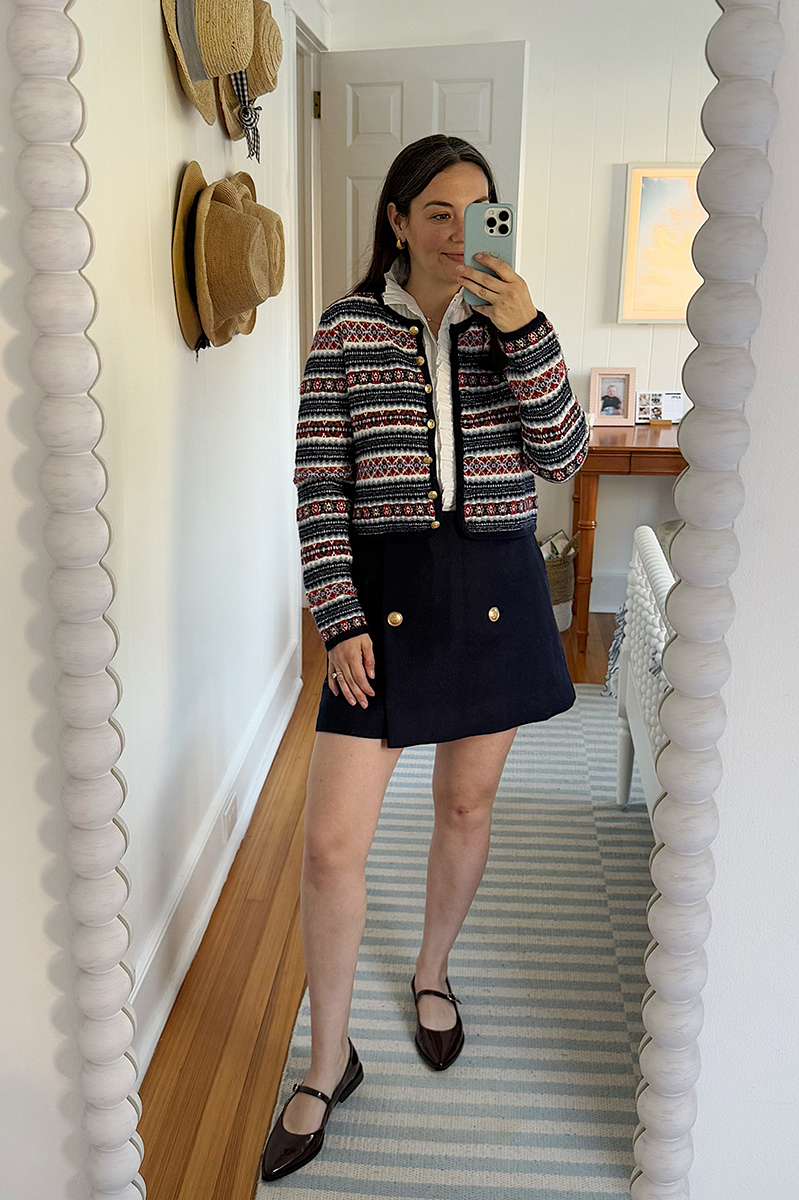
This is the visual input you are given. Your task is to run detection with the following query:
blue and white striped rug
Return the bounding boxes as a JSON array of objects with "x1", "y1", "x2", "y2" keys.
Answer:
[{"x1": 258, "y1": 685, "x2": 653, "y2": 1198}]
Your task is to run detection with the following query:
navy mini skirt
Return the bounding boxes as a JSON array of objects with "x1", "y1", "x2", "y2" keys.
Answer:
[{"x1": 315, "y1": 510, "x2": 575, "y2": 748}]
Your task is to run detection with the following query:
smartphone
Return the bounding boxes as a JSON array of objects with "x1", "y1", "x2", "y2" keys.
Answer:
[{"x1": 462, "y1": 201, "x2": 517, "y2": 306}]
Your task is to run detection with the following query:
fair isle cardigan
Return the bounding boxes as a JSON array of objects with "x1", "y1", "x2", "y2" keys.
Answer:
[{"x1": 294, "y1": 284, "x2": 590, "y2": 650}]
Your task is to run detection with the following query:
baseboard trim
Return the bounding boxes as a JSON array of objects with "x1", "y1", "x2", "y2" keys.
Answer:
[{"x1": 130, "y1": 639, "x2": 303, "y2": 1077}]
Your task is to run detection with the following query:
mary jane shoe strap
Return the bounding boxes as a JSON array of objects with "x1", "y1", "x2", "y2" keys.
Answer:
[
  {"x1": 413, "y1": 987, "x2": 462, "y2": 1005},
  {"x1": 291, "y1": 1082, "x2": 332, "y2": 1105}
]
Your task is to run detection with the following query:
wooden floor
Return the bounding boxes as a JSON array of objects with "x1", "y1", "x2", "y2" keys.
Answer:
[
  {"x1": 137, "y1": 605, "x2": 616, "y2": 1200},
  {"x1": 561, "y1": 610, "x2": 616, "y2": 684}
]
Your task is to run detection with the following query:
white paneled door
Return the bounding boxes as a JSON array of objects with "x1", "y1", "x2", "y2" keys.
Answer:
[{"x1": 320, "y1": 41, "x2": 528, "y2": 306}]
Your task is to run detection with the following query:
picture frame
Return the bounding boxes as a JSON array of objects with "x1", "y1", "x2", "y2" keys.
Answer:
[
  {"x1": 636, "y1": 390, "x2": 688, "y2": 424},
  {"x1": 589, "y1": 367, "x2": 637, "y2": 426},
  {"x1": 618, "y1": 163, "x2": 707, "y2": 323},
  {"x1": 537, "y1": 528, "x2": 571, "y2": 560}
]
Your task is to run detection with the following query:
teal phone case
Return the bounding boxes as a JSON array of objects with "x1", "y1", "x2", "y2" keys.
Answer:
[{"x1": 462, "y1": 201, "x2": 517, "y2": 306}]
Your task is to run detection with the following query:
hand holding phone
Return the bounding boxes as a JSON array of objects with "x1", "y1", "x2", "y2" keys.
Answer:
[
  {"x1": 462, "y1": 202, "x2": 517, "y2": 306},
  {"x1": 459, "y1": 201, "x2": 539, "y2": 333}
]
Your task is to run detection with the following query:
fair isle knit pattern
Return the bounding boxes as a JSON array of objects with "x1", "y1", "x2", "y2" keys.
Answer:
[{"x1": 294, "y1": 290, "x2": 589, "y2": 649}]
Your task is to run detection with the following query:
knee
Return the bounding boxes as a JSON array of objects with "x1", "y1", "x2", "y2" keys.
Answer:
[
  {"x1": 303, "y1": 833, "x2": 365, "y2": 885},
  {"x1": 434, "y1": 790, "x2": 494, "y2": 834}
]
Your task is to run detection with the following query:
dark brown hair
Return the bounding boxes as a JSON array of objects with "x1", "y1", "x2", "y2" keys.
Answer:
[{"x1": 350, "y1": 134, "x2": 505, "y2": 366}]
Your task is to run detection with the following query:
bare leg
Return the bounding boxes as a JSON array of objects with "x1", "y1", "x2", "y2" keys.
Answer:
[
  {"x1": 281, "y1": 731, "x2": 403, "y2": 1135},
  {"x1": 414, "y1": 726, "x2": 518, "y2": 1030}
]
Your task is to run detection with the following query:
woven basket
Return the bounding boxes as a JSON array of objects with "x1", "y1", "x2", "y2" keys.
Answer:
[{"x1": 542, "y1": 532, "x2": 579, "y2": 632}]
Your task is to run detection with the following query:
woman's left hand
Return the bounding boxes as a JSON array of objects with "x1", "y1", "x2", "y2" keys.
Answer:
[{"x1": 457, "y1": 253, "x2": 538, "y2": 333}]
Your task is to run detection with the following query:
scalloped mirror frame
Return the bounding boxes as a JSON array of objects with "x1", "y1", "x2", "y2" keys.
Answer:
[{"x1": 5, "y1": 0, "x2": 784, "y2": 1196}]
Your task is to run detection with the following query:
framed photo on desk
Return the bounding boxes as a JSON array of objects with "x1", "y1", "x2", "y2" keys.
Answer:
[{"x1": 589, "y1": 367, "x2": 636, "y2": 426}]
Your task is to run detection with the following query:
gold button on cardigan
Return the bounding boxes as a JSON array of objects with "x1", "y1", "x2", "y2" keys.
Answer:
[{"x1": 382, "y1": 262, "x2": 471, "y2": 516}]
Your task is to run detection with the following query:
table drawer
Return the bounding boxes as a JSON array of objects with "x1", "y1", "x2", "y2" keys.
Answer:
[
  {"x1": 585, "y1": 452, "x2": 632, "y2": 474},
  {"x1": 630, "y1": 452, "x2": 687, "y2": 476}
]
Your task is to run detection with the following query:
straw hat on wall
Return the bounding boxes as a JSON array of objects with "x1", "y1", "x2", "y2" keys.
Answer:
[
  {"x1": 216, "y1": 0, "x2": 283, "y2": 140},
  {"x1": 171, "y1": 161, "x2": 285, "y2": 350},
  {"x1": 161, "y1": 0, "x2": 255, "y2": 124}
]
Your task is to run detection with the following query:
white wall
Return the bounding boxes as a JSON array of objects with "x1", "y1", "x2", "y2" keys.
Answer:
[
  {"x1": 689, "y1": 6, "x2": 799, "y2": 1195},
  {"x1": 328, "y1": 0, "x2": 717, "y2": 609}
]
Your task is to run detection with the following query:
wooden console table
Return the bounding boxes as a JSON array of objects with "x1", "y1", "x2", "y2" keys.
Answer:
[{"x1": 570, "y1": 425, "x2": 687, "y2": 654}]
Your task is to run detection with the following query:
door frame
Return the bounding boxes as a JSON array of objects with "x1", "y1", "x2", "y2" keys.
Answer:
[{"x1": 295, "y1": 20, "x2": 326, "y2": 365}]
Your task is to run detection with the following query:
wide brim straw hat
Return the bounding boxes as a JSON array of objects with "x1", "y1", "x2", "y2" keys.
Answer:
[
  {"x1": 194, "y1": 177, "x2": 269, "y2": 347},
  {"x1": 171, "y1": 159, "x2": 209, "y2": 348},
  {"x1": 171, "y1": 161, "x2": 286, "y2": 350},
  {"x1": 162, "y1": 0, "x2": 255, "y2": 124},
  {"x1": 217, "y1": 0, "x2": 283, "y2": 139}
]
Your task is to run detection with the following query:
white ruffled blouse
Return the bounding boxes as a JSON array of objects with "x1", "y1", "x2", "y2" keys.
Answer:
[{"x1": 382, "y1": 260, "x2": 473, "y2": 512}]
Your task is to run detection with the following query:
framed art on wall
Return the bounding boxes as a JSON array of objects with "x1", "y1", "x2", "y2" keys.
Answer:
[
  {"x1": 589, "y1": 367, "x2": 636, "y2": 426},
  {"x1": 618, "y1": 163, "x2": 707, "y2": 323}
]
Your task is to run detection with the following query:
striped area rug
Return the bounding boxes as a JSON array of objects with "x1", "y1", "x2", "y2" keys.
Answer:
[{"x1": 257, "y1": 685, "x2": 653, "y2": 1199}]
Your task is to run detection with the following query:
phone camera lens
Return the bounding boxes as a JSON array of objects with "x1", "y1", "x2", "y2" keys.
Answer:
[
  {"x1": 486, "y1": 216, "x2": 497, "y2": 228},
  {"x1": 498, "y1": 223, "x2": 509, "y2": 235},
  {"x1": 498, "y1": 210, "x2": 510, "y2": 221}
]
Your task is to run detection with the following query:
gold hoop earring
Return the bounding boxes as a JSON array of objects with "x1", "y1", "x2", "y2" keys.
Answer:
[{"x1": 396, "y1": 236, "x2": 405, "y2": 250}]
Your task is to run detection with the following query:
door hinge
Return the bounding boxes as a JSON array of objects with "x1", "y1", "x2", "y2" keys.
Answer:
[{"x1": 313, "y1": 90, "x2": 321, "y2": 119}]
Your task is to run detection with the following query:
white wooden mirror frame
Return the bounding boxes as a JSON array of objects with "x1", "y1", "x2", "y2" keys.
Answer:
[{"x1": 6, "y1": 1, "x2": 784, "y2": 1195}]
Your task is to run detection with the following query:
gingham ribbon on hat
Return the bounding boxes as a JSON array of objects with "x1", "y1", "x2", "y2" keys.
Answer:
[{"x1": 229, "y1": 70, "x2": 262, "y2": 161}]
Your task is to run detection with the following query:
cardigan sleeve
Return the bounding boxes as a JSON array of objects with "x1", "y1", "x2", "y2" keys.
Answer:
[
  {"x1": 497, "y1": 311, "x2": 589, "y2": 483},
  {"x1": 294, "y1": 313, "x2": 370, "y2": 651}
]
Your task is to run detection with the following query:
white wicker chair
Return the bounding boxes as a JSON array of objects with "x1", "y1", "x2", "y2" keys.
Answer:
[{"x1": 613, "y1": 526, "x2": 677, "y2": 819}]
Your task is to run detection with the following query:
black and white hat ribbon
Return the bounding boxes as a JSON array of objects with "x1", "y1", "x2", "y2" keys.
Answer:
[{"x1": 229, "y1": 69, "x2": 262, "y2": 161}]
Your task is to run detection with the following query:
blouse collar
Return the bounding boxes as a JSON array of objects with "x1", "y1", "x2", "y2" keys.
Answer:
[{"x1": 382, "y1": 257, "x2": 472, "y2": 333}]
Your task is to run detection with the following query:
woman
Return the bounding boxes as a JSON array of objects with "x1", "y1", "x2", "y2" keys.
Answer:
[{"x1": 261, "y1": 134, "x2": 589, "y2": 1182}]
